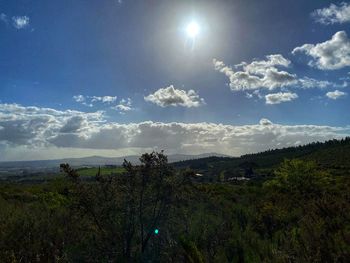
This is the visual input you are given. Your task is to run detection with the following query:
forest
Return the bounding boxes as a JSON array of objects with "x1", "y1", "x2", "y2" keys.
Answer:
[{"x1": 0, "y1": 139, "x2": 349, "y2": 262}]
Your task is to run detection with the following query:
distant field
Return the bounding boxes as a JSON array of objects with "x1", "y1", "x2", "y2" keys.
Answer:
[
  {"x1": 0, "y1": 166, "x2": 126, "y2": 183},
  {"x1": 76, "y1": 166, "x2": 125, "y2": 177}
]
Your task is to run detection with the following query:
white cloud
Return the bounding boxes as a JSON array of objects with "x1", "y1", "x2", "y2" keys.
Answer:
[
  {"x1": 12, "y1": 16, "x2": 29, "y2": 29},
  {"x1": 292, "y1": 31, "x2": 350, "y2": 70},
  {"x1": 73, "y1": 95, "x2": 118, "y2": 107},
  {"x1": 259, "y1": 118, "x2": 273, "y2": 126},
  {"x1": 74, "y1": 95, "x2": 132, "y2": 112},
  {"x1": 298, "y1": 77, "x2": 339, "y2": 89},
  {"x1": 111, "y1": 98, "x2": 133, "y2": 113},
  {"x1": 144, "y1": 85, "x2": 205, "y2": 107},
  {"x1": 326, "y1": 90, "x2": 347, "y2": 100},
  {"x1": 214, "y1": 55, "x2": 344, "y2": 93},
  {"x1": 114, "y1": 104, "x2": 132, "y2": 111},
  {"x1": 1, "y1": 103, "x2": 349, "y2": 160},
  {"x1": 91, "y1": 96, "x2": 117, "y2": 104},
  {"x1": 0, "y1": 103, "x2": 103, "y2": 147},
  {"x1": 265, "y1": 92, "x2": 298, "y2": 104},
  {"x1": 73, "y1": 95, "x2": 93, "y2": 107},
  {"x1": 312, "y1": 2, "x2": 350, "y2": 25},
  {"x1": 73, "y1": 95, "x2": 85, "y2": 103},
  {"x1": 213, "y1": 55, "x2": 298, "y2": 91}
]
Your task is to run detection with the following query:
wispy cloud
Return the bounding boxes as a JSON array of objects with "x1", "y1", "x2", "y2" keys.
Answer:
[
  {"x1": 298, "y1": 77, "x2": 342, "y2": 89},
  {"x1": 91, "y1": 96, "x2": 117, "y2": 104},
  {"x1": 73, "y1": 95, "x2": 118, "y2": 107},
  {"x1": 12, "y1": 16, "x2": 30, "y2": 29},
  {"x1": 312, "y1": 2, "x2": 350, "y2": 25},
  {"x1": 111, "y1": 98, "x2": 133, "y2": 113},
  {"x1": 73, "y1": 95, "x2": 85, "y2": 103},
  {"x1": 0, "y1": 13, "x2": 8, "y2": 24},
  {"x1": 73, "y1": 95, "x2": 93, "y2": 107},
  {"x1": 265, "y1": 92, "x2": 298, "y2": 104},
  {"x1": 73, "y1": 95, "x2": 133, "y2": 113}
]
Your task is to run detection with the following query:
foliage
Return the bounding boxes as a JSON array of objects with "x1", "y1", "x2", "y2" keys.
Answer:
[
  {"x1": 174, "y1": 137, "x2": 350, "y2": 178},
  {"x1": 76, "y1": 166, "x2": 125, "y2": 177},
  {"x1": 60, "y1": 151, "x2": 192, "y2": 261},
  {"x1": 0, "y1": 149, "x2": 349, "y2": 262}
]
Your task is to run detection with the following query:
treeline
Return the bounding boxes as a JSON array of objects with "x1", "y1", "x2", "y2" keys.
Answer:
[
  {"x1": 242, "y1": 137, "x2": 350, "y2": 160},
  {"x1": 0, "y1": 152, "x2": 349, "y2": 262},
  {"x1": 174, "y1": 137, "x2": 350, "y2": 172}
]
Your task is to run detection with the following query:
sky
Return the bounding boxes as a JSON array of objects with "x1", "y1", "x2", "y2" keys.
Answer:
[{"x1": 1, "y1": 0, "x2": 350, "y2": 161}]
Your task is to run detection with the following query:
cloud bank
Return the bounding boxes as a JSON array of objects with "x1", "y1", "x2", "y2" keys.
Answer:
[{"x1": 1, "y1": 103, "x2": 349, "y2": 160}]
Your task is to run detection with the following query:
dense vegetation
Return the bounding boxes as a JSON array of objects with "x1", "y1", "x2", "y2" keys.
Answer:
[
  {"x1": 0, "y1": 140, "x2": 349, "y2": 262},
  {"x1": 174, "y1": 137, "x2": 350, "y2": 180}
]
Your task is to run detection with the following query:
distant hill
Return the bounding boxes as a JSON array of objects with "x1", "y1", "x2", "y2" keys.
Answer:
[
  {"x1": 174, "y1": 138, "x2": 350, "y2": 175},
  {"x1": 2, "y1": 138, "x2": 350, "y2": 176},
  {"x1": 0, "y1": 153, "x2": 229, "y2": 170}
]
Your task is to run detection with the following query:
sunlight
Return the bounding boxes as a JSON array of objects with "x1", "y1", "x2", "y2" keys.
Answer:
[{"x1": 186, "y1": 21, "x2": 200, "y2": 38}]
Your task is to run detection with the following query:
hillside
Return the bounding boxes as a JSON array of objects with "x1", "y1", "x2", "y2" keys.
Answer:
[
  {"x1": 174, "y1": 137, "x2": 350, "y2": 179},
  {"x1": 0, "y1": 153, "x2": 228, "y2": 170},
  {"x1": 1, "y1": 148, "x2": 349, "y2": 262}
]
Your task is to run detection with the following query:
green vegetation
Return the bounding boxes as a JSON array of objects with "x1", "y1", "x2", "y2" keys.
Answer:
[
  {"x1": 174, "y1": 137, "x2": 350, "y2": 180},
  {"x1": 76, "y1": 166, "x2": 125, "y2": 177},
  {"x1": 0, "y1": 139, "x2": 349, "y2": 262}
]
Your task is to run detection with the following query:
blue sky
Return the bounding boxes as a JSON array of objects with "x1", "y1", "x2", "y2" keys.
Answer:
[{"x1": 0, "y1": 0, "x2": 350, "y2": 161}]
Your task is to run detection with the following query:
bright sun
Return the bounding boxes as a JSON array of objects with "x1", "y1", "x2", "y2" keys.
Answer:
[{"x1": 186, "y1": 21, "x2": 200, "y2": 38}]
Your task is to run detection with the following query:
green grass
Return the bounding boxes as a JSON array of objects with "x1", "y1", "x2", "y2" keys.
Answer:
[{"x1": 76, "y1": 166, "x2": 125, "y2": 177}]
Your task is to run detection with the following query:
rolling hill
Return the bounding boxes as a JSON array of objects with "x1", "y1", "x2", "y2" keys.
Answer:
[
  {"x1": 174, "y1": 137, "x2": 350, "y2": 178},
  {"x1": 0, "y1": 153, "x2": 229, "y2": 170}
]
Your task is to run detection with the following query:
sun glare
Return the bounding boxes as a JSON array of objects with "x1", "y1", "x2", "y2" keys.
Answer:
[{"x1": 186, "y1": 21, "x2": 200, "y2": 38}]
